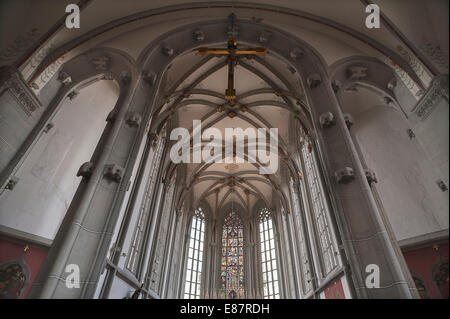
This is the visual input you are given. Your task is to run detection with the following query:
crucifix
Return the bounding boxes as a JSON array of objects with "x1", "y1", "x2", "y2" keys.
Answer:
[{"x1": 197, "y1": 37, "x2": 267, "y2": 102}]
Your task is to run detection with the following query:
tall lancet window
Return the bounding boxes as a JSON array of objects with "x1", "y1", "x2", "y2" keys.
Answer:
[
  {"x1": 221, "y1": 211, "x2": 244, "y2": 299},
  {"x1": 184, "y1": 207, "x2": 205, "y2": 299},
  {"x1": 127, "y1": 133, "x2": 165, "y2": 274},
  {"x1": 301, "y1": 138, "x2": 339, "y2": 276},
  {"x1": 259, "y1": 208, "x2": 280, "y2": 299}
]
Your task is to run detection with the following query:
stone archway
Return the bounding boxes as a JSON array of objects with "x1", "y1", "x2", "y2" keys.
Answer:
[{"x1": 28, "y1": 16, "x2": 417, "y2": 299}]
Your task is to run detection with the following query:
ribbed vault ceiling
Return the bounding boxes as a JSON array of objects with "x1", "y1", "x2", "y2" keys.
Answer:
[{"x1": 155, "y1": 48, "x2": 307, "y2": 214}]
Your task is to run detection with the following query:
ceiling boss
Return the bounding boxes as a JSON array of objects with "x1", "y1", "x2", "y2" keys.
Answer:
[{"x1": 197, "y1": 37, "x2": 267, "y2": 102}]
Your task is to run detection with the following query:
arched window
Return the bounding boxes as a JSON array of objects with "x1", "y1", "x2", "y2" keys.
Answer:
[
  {"x1": 127, "y1": 133, "x2": 165, "y2": 274},
  {"x1": 301, "y1": 138, "x2": 339, "y2": 276},
  {"x1": 184, "y1": 207, "x2": 205, "y2": 299},
  {"x1": 220, "y1": 211, "x2": 244, "y2": 299},
  {"x1": 259, "y1": 208, "x2": 280, "y2": 299},
  {"x1": 289, "y1": 178, "x2": 314, "y2": 294}
]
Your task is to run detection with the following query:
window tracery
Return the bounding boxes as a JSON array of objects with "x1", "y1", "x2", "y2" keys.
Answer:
[
  {"x1": 220, "y1": 211, "x2": 245, "y2": 299},
  {"x1": 184, "y1": 207, "x2": 205, "y2": 299},
  {"x1": 259, "y1": 208, "x2": 280, "y2": 299}
]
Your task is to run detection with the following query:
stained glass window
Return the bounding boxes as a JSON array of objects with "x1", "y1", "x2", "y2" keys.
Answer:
[
  {"x1": 220, "y1": 211, "x2": 244, "y2": 299},
  {"x1": 259, "y1": 208, "x2": 280, "y2": 299},
  {"x1": 184, "y1": 207, "x2": 205, "y2": 299}
]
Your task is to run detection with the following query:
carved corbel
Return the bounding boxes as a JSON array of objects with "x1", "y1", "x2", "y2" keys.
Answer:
[
  {"x1": 343, "y1": 113, "x2": 354, "y2": 129},
  {"x1": 227, "y1": 111, "x2": 237, "y2": 118},
  {"x1": 332, "y1": 80, "x2": 342, "y2": 93},
  {"x1": 77, "y1": 162, "x2": 94, "y2": 178},
  {"x1": 120, "y1": 71, "x2": 131, "y2": 85},
  {"x1": 364, "y1": 168, "x2": 378, "y2": 185},
  {"x1": 43, "y1": 122, "x2": 54, "y2": 133},
  {"x1": 290, "y1": 48, "x2": 304, "y2": 60},
  {"x1": 383, "y1": 96, "x2": 395, "y2": 105},
  {"x1": 142, "y1": 70, "x2": 156, "y2": 86},
  {"x1": 258, "y1": 30, "x2": 272, "y2": 44},
  {"x1": 407, "y1": 128, "x2": 415, "y2": 139},
  {"x1": 103, "y1": 164, "x2": 124, "y2": 183},
  {"x1": 106, "y1": 110, "x2": 117, "y2": 123},
  {"x1": 335, "y1": 167, "x2": 355, "y2": 184},
  {"x1": 67, "y1": 91, "x2": 79, "y2": 100},
  {"x1": 125, "y1": 112, "x2": 142, "y2": 128},
  {"x1": 307, "y1": 74, "x2": 321, "y2": 89},
  {"x1": 347, "y1": 66, "x2": 368, "y2": 80},
  {"x1": 162, "y1": 46, "x2": 174, "y2": 57},
  {"x1": 149, "y1": 133, "x2": 158, "y2": 148},
  {"x1": 58, "y1": 71, "x2": 72, "y2": 85},
  {"x1": 437, "y1": 180, "x2": 448, "y2": 192},
  {"x1": 193, "y1": 29, "x2": 205, "y2": 42},
  {"x1": 387, "y1": 78, "x2": 397, "y2": 90},
  {"x1": 319, "y1": 112, "x2": 335, "y2": 128},
  {"x1": 5, "y1": 176, "x2": 19, "y2": 190}
]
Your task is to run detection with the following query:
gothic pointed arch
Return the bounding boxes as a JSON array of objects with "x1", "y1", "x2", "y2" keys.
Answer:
[{"x1": 220, "y1": 209, "x2": 245, "y2": 299}]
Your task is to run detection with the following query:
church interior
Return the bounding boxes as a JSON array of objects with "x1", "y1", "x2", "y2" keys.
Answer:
[{"x1": 0, "y1": 0, "x2": 448, "y2": 300}]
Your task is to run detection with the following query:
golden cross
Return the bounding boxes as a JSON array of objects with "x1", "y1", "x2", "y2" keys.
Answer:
[{"x1": 198, "y1": 37, "x2": 267, "y2": 101}]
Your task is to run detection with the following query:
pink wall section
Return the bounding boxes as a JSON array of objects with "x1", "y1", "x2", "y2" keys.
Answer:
[
  {"x1": 321, "y1": 242, "x2": 449, "y2": 299},
  {"x1": 403, "y1": 242, "x2": 449, "y2": 299},
  {"x1": 0, "y1": 236, "x2": 48, "y2": 299},
  {"x1": 0, "y1": 234, "x2": 447, "y2": 299},
  {"x1": 323, "y1": 277, "x2": 346, "y2": 299}
]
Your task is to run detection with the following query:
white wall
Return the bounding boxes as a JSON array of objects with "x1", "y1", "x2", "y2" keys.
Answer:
[
  {"x1": 0, "y1": 80, "x2": 119, "y2": 240},
  {"x1": 412, "y1": 98, "x2": 449, "y2": 186},
  {"x1": 353, "y1": 105, "x2": 449, "y2": 242}
]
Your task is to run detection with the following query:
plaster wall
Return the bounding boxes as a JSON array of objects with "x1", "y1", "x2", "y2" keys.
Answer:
[
  {"x1": 0, "y1": 80, "x2": 119, "y2": 240},
  {"x1": 412, "y1": 98, "x2": 449, "y2": 186},
  {"x1": 353, "y1": 105, "x2": 449, "y2": 242}
]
